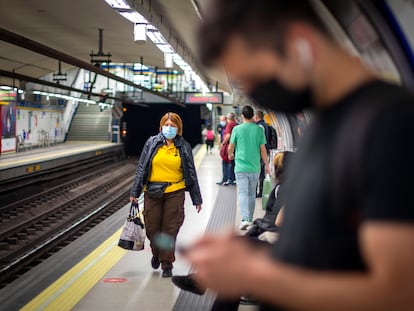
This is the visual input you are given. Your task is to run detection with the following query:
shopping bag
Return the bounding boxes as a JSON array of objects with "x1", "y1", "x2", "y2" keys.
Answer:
[
  {"x1": 262, "y1": 174, "x2": 274, "y2": 210},
  {"x1": 118, "y1": 202, "x2": 145, "y2": 251}
]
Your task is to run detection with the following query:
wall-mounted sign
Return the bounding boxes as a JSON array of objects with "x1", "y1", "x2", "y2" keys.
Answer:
[
  {"x1": 185, "y1": 92, "x2": 223, "y2": 104},
  {"x1": 0, "y1": 90, "x2": 16, "y2": 105},
  {"x1": 1, "y1": 90, "x2": 17, "y2": 153}
]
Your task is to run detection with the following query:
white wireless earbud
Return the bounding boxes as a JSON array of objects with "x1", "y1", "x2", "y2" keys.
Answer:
[{"x1": 295, "y1": 39, "x2": 313, "y2": 68}]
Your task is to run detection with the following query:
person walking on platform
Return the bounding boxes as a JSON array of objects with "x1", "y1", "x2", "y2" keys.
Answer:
[
  {"x1": 228, "y1": 106, "x2": 270, "y2": 230},
  {"x1": 202, "y1": 125, "x2": 215, "y2": 154},
  {"x1": 130, "y1": 112, "x2": 202, "y2": 278},
  {"x1": 254, "y1": 110, "x2": 270, "y2": 198},
  {"x1": 184, "y1": 0, "x2": 414, "y2": 310},
  {"x1": 217, "y1": 113, "x2": 237, "y2": 185}
]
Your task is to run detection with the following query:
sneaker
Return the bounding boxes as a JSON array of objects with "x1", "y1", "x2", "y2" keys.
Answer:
[
  {"x1": 162, "y1": 269, "x2": 173, "y2": 278},
  {"x1": 239, "y1": 220, "x2": 252, "y2": 230},
  {"x1": 171, "y1": 274, "x2": 206, "y2": 295},
  {"x1": 151, "y1": 256, "x2": 160, "y2": 269},
  {"x1": 223, "y1": 180, "x2": 231, "y2": 186}
]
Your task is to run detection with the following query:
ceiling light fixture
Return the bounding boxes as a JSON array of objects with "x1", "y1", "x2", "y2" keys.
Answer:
[
  {"x1": 164, "y1": 53, "x2": 174, "y2": 68},
  {"x1": 121, "y1": 11, "x2": 148, "y2": 23},
  {"x1": 134, "y1": 23, "x2": 147, "y2": 43},
  {"x1": 104, "y1": 0, "x2": 130, "y2": 9},
  {"x1": 146, "y1": 28, "x2": 167, "y2": 45}
]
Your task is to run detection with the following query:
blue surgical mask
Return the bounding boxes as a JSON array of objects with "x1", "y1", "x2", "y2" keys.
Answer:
[
  {"x1": 220, "y1": 121, "x2": 227, "y2": 127},
  {"x1": 162, "y1": 126, "x2": 177, "y2": 140}
]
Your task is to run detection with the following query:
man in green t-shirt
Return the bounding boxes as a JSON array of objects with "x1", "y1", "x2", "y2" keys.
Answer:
[{"x1": 228, "y1": 105, "x2": 270, "y2": 230}]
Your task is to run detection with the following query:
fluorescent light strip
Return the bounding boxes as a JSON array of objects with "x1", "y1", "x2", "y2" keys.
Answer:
[
  {"x1": 33, "y1": 91, "x2": 99, "y2": 105},
  {"x1": 120, "y1": 11, "x2": 148, "y2": 23},
  {"x1": 147, "y1": 30, "x2": 167, "y2": 45},
  {"x1": 104, "y1": 0, "x2": 130, "y2": 9},
  {"x1": 158, "y1": 44, "x2": 175, "y2": 54},
  {"x1": 103, "y1": 0, "x2": 211, "y2": 92}
]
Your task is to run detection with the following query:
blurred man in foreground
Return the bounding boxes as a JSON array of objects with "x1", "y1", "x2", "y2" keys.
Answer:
[{"x1": 185, "y1": 1, "x2": 414, "y2": 310}]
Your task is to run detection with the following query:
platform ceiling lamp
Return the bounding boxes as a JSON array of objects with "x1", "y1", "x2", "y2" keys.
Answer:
[
  {"x1": 134, "y1": 23, "x2": 147, "y2": 43},
  {"x1": 164, "y1": 53, "x2": 174, "y2": 68}
]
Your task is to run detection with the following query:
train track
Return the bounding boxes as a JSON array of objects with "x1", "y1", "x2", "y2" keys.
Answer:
[
  {"x1": 0, "y1": 151, "x2": 123, "y2": 205},
  {"x1": 0, "y1": 161, "x2": 137, "y2": 288},
  {"x1": 0, "y1": 161, "x2": 128, "y2": 221}
]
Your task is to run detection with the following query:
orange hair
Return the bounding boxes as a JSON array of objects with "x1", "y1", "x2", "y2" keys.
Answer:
[{"x1": 159, "y1": 112, "x2": 183, "y2": 136}]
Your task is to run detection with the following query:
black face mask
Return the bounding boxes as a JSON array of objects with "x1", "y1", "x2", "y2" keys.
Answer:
[{"x1": 248, "y1": 79, "x2": 313, "y2": 113}]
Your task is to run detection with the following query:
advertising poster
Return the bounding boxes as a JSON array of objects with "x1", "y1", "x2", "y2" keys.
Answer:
[{"x1": 0, "y1": 90, "x2": 17, "y2": 153}]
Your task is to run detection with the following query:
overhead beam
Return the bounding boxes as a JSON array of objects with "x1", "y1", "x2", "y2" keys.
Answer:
[
  {"x1": 0, "y1": 69, "x2": 120, "y2": 101},
  {"x1": 0, "y1": 27, "x2": 185, "y2": 106}
]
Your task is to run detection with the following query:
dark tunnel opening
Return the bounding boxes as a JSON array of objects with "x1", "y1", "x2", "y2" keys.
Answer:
[{"x1": 122, "y1": 104, "x2": 204, "y2": 156}]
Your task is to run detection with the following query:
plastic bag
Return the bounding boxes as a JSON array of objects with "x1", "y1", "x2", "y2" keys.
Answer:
[{"x1": 262, "y1": 174, "x2": 274, "y2": 210}]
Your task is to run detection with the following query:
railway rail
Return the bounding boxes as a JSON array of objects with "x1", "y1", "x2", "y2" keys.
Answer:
[
  {"x1": 0, "y1": 150, "x2": 123, "y2": 205},
  {"x1": 0, "y1": 161, "x2": 138, "y2": 288}
]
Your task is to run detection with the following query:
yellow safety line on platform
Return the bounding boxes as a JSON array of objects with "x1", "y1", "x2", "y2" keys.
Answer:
[
  {"x1": 0, "y1": 144, "x2": 115, "y2": 168},
  {"x1": 193, "y1": 145, "x2": 206, "y2": 169},
  {"x1": 21, "y1": 228, "x2": 125, "y2": 311},
  {"x1": 21, "y1": 145, "x2": 206, "y2": 311}
]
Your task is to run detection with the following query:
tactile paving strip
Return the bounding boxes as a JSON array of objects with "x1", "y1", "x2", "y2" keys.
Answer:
[{"x1": 172, "y1": 186, "x2": 237, "y2": 311}]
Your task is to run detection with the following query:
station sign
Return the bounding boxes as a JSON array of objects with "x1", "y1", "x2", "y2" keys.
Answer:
[{"x1": 185, "y1": 92, "x2": 223, "y2": 104}]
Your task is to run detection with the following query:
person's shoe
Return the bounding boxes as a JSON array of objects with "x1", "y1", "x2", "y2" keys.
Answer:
[
  {"x1": 162, "y1": 269, "x2": 173, "y2": 278},
  {"x1": 171, "y1": 274, "x2": 206, "y2": 295},
  {"x1": 223, "y1": 180, "x2": 231, "y2": 186},
  {"x1": 256, "y1": 193, "x2": 262, "y2": 198},
  {"x1": 151, "y1": 256, "x2": 160, "y2": 269},
  {"x1": 240, "y1": 296, "x2": 258, "y2": 305},
  {"x1": 239, "y1": 220, "x2": 253, "y2": 230},
  {"x1": 216, "y1": 181, "x2": 224, "y2": 185}
]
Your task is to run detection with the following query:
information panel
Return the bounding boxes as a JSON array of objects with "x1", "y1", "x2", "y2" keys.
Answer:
[{"x1": 185, "y1": 92, "x2": 223, "y2": 104}]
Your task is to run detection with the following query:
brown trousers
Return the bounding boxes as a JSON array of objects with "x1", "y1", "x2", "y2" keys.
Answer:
[{"x1": 143, "y1": 189, "x2": 185, "y2": 269}]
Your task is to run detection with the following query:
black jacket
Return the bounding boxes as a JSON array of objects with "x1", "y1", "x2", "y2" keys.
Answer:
[{"x1": 130, "y1": 133, "x2": 203, "y2": 206}]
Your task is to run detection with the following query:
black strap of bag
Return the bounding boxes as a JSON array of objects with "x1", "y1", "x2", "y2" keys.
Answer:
[
  {"x1": 146, "y1": 180, "x2": 184, "y2": 199},
  {"x1": 129, "y1": 202, "x2": 144, "y2": 227}
]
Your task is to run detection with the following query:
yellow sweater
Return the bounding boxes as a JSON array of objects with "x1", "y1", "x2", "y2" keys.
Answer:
[{"x1": 148, "y1": 143, "x2": 186, "y2": 193}]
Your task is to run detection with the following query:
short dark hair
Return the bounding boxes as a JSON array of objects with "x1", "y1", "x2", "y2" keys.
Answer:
[
  {"x1": 198, "y1": 0, "x2": 330, "y2": 66},
  {"x1": 256, "y1": 110, "x2": 264, "y2": 120},
  {"x1": 242, "y1": 105, "x2": 254, "y2": 119}
]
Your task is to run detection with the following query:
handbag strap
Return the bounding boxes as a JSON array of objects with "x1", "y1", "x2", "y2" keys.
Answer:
[{"x1": 129, "y1": 202, "x2": 140, "y2": 218}]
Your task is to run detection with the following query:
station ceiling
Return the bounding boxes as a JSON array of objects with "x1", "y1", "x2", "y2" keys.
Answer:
[{"x1": 0, "y1": 0, "x2": 230, "y2": 92}]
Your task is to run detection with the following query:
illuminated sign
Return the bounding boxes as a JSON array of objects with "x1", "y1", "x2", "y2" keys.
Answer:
[
  {"x1": 0, "y1": 90, "x2": 16, "y2": 105},
  {"x1": 185, "y1": 92, "x2": 223, "y2": 104}
]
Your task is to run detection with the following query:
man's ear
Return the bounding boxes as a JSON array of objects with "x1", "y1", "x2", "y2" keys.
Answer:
[
  {"x1": 295, "y1": 38, "x2": 314, "y2": 68},
  {"x1": 286, "y1": 23, "x2": 316, "y2": 69}
]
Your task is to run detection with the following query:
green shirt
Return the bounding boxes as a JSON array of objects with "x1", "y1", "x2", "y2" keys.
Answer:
[{"x1": 230, "y1": 122, "x2": 266, "y2": 173}]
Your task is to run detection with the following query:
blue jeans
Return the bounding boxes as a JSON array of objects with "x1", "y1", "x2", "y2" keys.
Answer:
[
  {"x1": 235, "y1": 172, "x2": 260, "y2": 222},
  {"x1": 222, "y1": 160, "x2": 235, "y2": 183}
]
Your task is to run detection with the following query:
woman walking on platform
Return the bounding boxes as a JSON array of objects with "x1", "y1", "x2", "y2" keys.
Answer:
[{"x1": 130, "y1": 112, "x2": 202, "y2": 278}]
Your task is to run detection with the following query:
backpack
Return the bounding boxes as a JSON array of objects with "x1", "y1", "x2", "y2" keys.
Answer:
[
  {"x1": 267, "y1": 125, "x2": 278, "y2": 150},
  {"x1": 206, "y1": 129, "x2": 215, "y2": 141}
]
